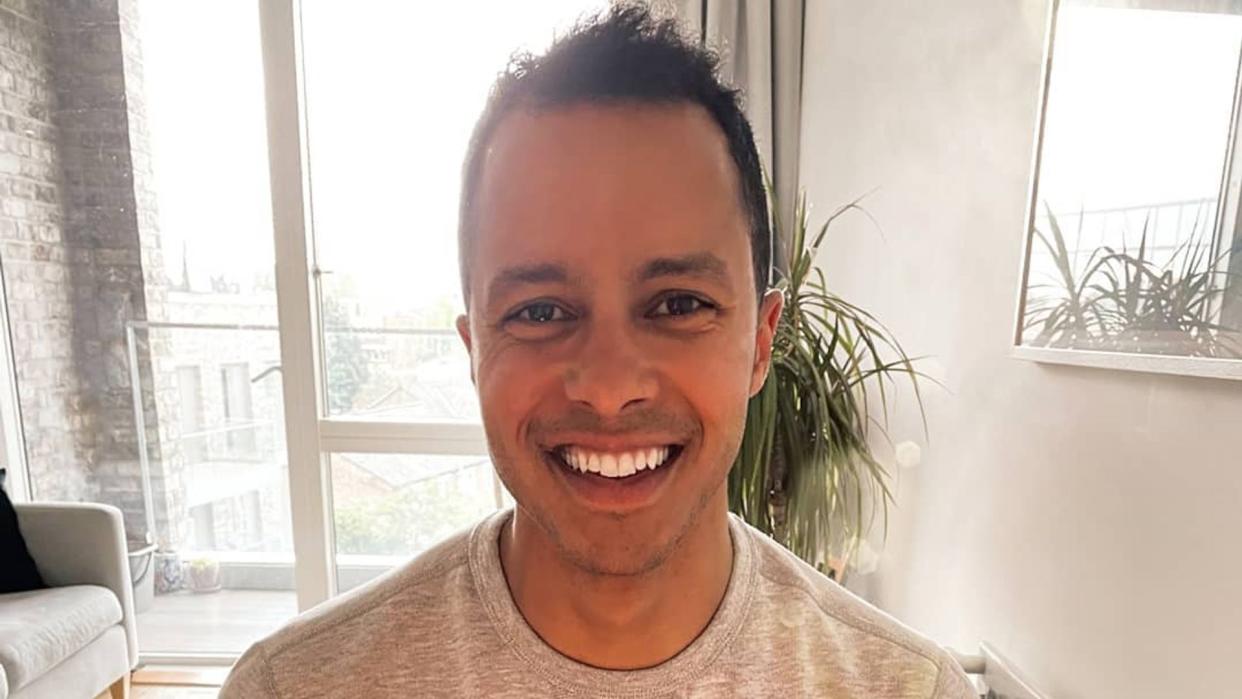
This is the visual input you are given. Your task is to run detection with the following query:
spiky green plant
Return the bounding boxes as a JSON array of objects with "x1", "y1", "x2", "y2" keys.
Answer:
[
  {"x1": 729, "y1": 192, "x2": 927, "y2": 580},
  {"x1": 1023, "y1": 203, "x2": 1113, "y2": 348},
  {"x1": 1024, "y1": 203, "x2": 1242, "y2": 358}
]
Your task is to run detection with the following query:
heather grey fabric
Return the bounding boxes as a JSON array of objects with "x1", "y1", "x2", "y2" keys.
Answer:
[
  {"x1": 223, "y1": 509, "x2": 975, "y2": 698},
  {"x1": 0, "y1": 586, "x2": 121, "y2": 691},
  {"x1": 10, "y1": 625, "x2": 128, "y2": 699},
  {"x1": 15, "y1": 503, "x2": 138, "y2": 669}
]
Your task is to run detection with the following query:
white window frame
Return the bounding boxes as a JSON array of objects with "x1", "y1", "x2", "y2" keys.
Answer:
[
  {"x1": 258, "y1": 0, "x2": 489, "y2": 611},
  {"x1": 1011, "y1": 0, "x2": 1242, "y2": 381},
  {"x1": 0, "y1": 253, "x2": 30, "y2": 502}
]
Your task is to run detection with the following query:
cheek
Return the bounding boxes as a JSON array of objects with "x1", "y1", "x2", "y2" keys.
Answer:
[
  {"x1": 474, "y1": 340, "x2": 553, "y2": 447},
  {"x1": 472, "y1": 321, "x2": 758, "y2": 450},
  {"x1": 659, "y1": 328, "x2": 755, "y2": 433}
]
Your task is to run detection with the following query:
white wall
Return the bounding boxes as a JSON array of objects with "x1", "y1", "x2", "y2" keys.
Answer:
[{"x1": 798, "y1": 2, "x2": 1242, "y2": 698}]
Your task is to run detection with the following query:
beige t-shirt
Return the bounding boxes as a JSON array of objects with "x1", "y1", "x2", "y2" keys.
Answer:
[{"x1": 221, "y1": 509, "x2": 975, "y2": 697}]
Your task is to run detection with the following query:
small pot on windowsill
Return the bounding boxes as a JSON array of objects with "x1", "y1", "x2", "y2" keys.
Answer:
[{"x1": 189, "y1": 558, "x2": 222, "y2": 593}]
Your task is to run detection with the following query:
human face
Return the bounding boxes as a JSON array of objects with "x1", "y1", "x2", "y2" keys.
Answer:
[{"x1": 458, "y1": 103, "x2": 782, "y2": 576}]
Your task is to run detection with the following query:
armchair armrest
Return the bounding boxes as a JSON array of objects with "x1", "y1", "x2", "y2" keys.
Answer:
[{"x1": 14, "y1": 502, "x2": 139, "y2": 669}]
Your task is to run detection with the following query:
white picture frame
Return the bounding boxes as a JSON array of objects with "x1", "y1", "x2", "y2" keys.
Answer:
[{"x1": 1012, "y1": 0, "x2": 1242, "y2": 381}]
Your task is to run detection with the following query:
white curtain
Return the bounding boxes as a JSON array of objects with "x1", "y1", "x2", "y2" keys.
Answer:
[{"x1": 671, "y1": 0, "x2": 806, "y2": 278}]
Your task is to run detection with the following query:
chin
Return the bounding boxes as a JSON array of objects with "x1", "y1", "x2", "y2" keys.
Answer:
[
  {"x1": 550, "y1": 493, "x2": 716, "y2": 577},
  {"x1": 556, "y1": 531, "x2": 680, "y2": 577}
]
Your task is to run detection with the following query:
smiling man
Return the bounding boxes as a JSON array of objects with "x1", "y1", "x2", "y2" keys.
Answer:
[{"x1": 222, "y1": 5, "x2": 974, "y2": 697}]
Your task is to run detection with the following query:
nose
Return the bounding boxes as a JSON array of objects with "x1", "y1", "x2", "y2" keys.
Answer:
[{"x1": 563, "y1": 316, "x2": 658, "y2": 418}]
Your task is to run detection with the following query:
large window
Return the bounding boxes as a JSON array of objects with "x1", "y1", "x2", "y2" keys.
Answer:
[
  {"x1": 330, "y1": 452, "x2": 507, "y2": 592},
  {"x1": 296, "y1": 0, "x2": 605, "y2": 582},
  {"x1": 300, "y1": 1, "x2": 604, "y2": 422},
  {"x1": 0, "y1": 0, "x2": 606, "y2": 662},
  {"x1": 1017, "y1": 1, "x2": 1242, "y2": 372},
  {"x1": 8, "y1": 0, "x2": 299, "y2": 659}
]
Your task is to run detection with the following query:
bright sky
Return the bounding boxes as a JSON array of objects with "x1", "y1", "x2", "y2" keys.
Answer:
[
  {"x1": 1037, "y1": 6, "x2": 1242, "y2": 215},
  {"x1": 139, "y1": 0, "x2": 605, "y2": 324},
  {"x1": 139, "y1": 0, "x2": 275, "y2": 298}
]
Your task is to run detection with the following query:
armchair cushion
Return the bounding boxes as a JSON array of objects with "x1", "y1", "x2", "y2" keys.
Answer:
[
  {"x1": 0, "y1": 490, "x2": 43, "y2": 594},
  {"x1": 13, "y1": 503, "x2": 138, "y2": 670},
  {"x1": 0, "y1": 585, "x2": 121, "y2": 693}
]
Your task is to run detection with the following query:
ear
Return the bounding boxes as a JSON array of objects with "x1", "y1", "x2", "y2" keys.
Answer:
[
  {"x1": 749, "y1": 289, "x2": 784, "y2": 397},
  {"x1": 456, "y1": 313, "x2": 476, "y2": 386}
]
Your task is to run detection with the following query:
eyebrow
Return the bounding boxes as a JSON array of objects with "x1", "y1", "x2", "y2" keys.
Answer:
[
  {"x1": 486, "y1": 263, "x2": 569, "y2": 303},
  {"x1": 636, "y1": 252, "x2": 730, "y2": 285},
  {"x1": 484, "y1": 252, "x2": 732, "y2": 305}
]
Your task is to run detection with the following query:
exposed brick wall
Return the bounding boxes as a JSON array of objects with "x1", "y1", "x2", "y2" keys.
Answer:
[
  {"x1": 0, "y1": 0, "x2": 176, "y2": 542},
  {"x1": 0, "y1": 0, "x2": 93, "y2": 502}
]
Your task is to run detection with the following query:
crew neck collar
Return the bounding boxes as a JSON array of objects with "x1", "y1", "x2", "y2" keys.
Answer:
[{"x1": 467, "y1": 508, "x2": 758, "y2": 696}]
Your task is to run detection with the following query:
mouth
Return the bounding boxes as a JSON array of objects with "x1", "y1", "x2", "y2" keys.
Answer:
[
  {"x1": 541, "y1": 442, "x2": 687, "y2": 511},
  {"x1": 548, "y1": 443, "x2": 685, "y2": 479}
]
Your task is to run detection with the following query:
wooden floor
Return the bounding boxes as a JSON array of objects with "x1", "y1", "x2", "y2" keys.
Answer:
[
  {"x1": 137, "y1": 589, "x2": 297, "y2": 654},
  {"x1": 94, "y1": 668, "x2": 224, "y2": 698},
  {"x1": 94, "y1": 685, "x2": 219, "y2": 698},
  {"x1": 127, "y1": 666, "x2": 226, "y2": 698},
  {"x1": 132, "y1": 687, "x2": 220, "y2": 698}
]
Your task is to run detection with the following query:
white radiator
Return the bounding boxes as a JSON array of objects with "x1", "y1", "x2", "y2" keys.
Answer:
[{"x1": 953, "y1": 643, "x2": 1049, "y2": 699}]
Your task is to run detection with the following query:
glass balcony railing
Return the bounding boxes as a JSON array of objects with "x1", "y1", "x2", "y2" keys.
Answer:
[{"x1": 123, "y1": 319, "x2": 503, "y2": 654}]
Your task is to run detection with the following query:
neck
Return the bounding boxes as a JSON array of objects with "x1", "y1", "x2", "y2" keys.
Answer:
[{"x1": 499, "y1": 494, "x2": 734, "y2": 670}]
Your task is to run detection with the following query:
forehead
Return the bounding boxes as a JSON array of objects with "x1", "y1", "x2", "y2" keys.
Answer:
[{"x1": 469, "y1": 103, "x2": 752, "y2": 296}]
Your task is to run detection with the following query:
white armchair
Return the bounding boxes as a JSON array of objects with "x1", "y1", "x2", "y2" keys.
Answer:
[{"x1": 1, "y1": 502, "x2": 138, "y2": 699}]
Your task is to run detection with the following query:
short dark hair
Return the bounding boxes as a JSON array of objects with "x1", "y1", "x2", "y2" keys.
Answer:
[{"x1": 457, "y1": 3, "x2": 770, "y2": 307}]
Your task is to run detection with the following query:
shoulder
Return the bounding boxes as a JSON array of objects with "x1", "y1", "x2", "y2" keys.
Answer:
[
  {"x1": 734, "y1": 517, "x2": 973, "y2": 697},
  {"x1": 220, "y1": 520, "x2": 479, "y2": 698},
  {"x1": 270, "y1": 522, "x2": 471, "y2": 656}
]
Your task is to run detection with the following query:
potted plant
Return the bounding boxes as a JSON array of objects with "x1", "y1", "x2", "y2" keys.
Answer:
[
  {"x1": 1023, "y1": 203, "x2": 1242, "y2": 357},
  {"x1": 730, "y1": 191, "x2": 926, "y2": 583},
  {"x1": 189, "y1": 556, "x2": 221, "y2": 593}
]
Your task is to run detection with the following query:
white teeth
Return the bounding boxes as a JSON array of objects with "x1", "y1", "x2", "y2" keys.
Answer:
[
  {"x1": 618, "y1": 453, "x2": 636, "y2": 477},
  {"x1": 600, "y1": 454, "x2": 619, "y2": 477},
  {"x1": 559, "y1": 445, "x2": 677, "y2": 479},
  {"x1": 635, "y1": 451, "x2": 649, "y2": 471}
]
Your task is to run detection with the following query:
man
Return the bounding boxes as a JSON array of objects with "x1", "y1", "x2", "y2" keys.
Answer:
[{"x1": 222, "y1": 5, "x2": 975, "y2": 697}]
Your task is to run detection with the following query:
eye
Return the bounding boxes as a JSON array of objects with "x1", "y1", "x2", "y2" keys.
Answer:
[
  {"x1": 650, "y1": 293, "x2": 714, "y2": 318},
  {"x1": 508, "y1": 301, "x2": 573, "y2": 324}
]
